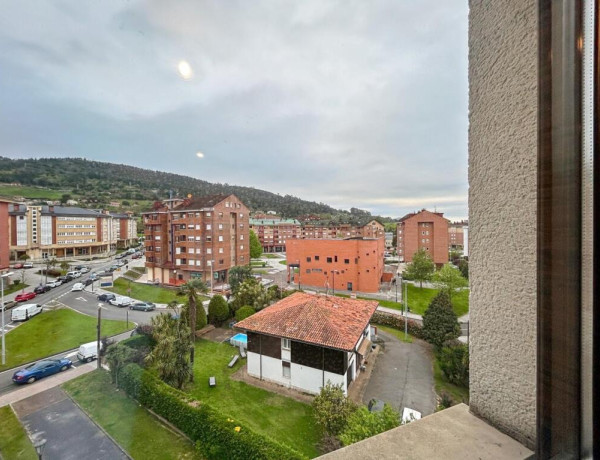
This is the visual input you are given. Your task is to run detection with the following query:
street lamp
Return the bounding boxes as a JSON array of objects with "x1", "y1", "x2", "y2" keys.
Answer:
[
  {"x1": 34, "y1": 438, "x2": 46, "y2": 459},
  {"x1": 1, "y1": 272, "x2": 14, "y2": 366}
]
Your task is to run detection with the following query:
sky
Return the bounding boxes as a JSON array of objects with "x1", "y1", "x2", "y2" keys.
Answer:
[{"x1": 0, "y1": 1, "x2": 468, "y2": 220}]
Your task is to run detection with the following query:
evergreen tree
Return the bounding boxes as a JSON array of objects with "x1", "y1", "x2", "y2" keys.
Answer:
[
  {"x1": 208, "y1": 295, "x2": 229, "y2": 325},
  {"x1": 421, "y1": 291, "x2": 461, "y2": 350},
  {"x1": 249, "y1": 230, "x2": 263, "y2": 259}
]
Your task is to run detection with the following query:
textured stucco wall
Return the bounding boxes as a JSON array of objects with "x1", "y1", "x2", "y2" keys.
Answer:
[{"x1": 468, "y1": 0, "x2": 537, "y2": 448}]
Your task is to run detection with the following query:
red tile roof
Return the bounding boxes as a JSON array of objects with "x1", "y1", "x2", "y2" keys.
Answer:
[{"x1": 235, "y1": 292, "x2": 378, "y2": 351}]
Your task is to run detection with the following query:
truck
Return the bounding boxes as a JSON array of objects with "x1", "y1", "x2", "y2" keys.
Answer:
[
  {"x1": 11, "y1": 304, "x2": 43, "y2": 321},
  {"x1": 77, "y1": 341, "x2": 102, "y2": 363}
]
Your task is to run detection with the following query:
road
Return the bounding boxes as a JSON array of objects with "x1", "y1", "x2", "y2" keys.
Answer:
[{"x1": 0, "y1": 254, "x2": 161, "y2": 398}]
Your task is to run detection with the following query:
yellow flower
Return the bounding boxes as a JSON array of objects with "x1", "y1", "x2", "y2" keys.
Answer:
[{"x1": 234, "y1": 426, "x2": 241, "y2": 433}]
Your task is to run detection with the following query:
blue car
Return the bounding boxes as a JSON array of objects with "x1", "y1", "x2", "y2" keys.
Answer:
[{"x1": 12, "y1": 358, "x2": 72, "y2": 384}]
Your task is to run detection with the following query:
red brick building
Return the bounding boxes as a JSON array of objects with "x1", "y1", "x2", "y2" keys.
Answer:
[
  {"x1": 300, "y1": 220, "x2": 385, "y2": 240},
  {"x1": 448, "y1": 220, "x2": 468, "y2": 251},
  {"x1": 249, "y1": 218, "x2": 301, "y2": 253},
  {"x1": 143, "y1": 194, "x2": 249, "y2": 286},
  {"x1": 0, "y1": 199, "x2": 12, "y2": 271},
  {"x1": 286, "y1": 237, "x2": 385, "y2": 293},
  {"x1": 396, "y1": 209, "x2": 449, "y2": 266}
]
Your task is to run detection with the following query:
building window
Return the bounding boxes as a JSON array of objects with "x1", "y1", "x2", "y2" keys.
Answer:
[
  {"x1": 240, "y1": 245, "x2": 244, "y2": 250},
  {"x1": 218, "y1": 224, "x2": 223, "y2": 230},
  {"x1": 306, "y1": 257, "x2": 311, "y2": 262},
  {"x1": 218, "y1": 248, "x2": 224, "y2": 254},
  {"x1": 240, "y1": 235, "x2": 244, "y2": 240},
  {"x1": 206, "y1": 224, "x2": 212, "y2": 230},
  {"x1": 207, "y1": 248, "x2": 212, "y2": 254},
  {"x1": 219, "y1": 212, "x2": 223, "y2": 218},
  {"x1": 219, "y1": 259, "x2": 224, "y2": 265},
  {"x1": 327, "y1": 257, "x2": 332, "y2": 263},
  {"x1": 334, "y1": 256, "x2": 338, "y2": 262},
  {"x1": 314, "y1": 255, "x2": 319, "y2": 261},
  {"x1": 282, "y1": 338, "x2": 291, "y2": 349},
  {"x1": 282, "y1": 362, "x2": 291, "y2": 379},
  {"x1": 218, "y1": 235, "x2": 224, "y2": 242},
  {"x1": 344, "y1": 259, "x2": 350, "y2": 264},
  {"x1": 206, "y1": 212, "x2": 211, "y2": 217}
]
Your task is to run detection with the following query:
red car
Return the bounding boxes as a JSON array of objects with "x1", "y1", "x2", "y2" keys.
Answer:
[
  {"x1": 12, "y1": 263, "x2": 24, "y2": 269},
  {"x1": 15, "y1": 292, "x2": 37, "y2": 302}
]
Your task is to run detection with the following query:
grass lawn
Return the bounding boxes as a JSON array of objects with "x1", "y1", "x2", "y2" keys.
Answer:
[
  {"x1": 262, "y1": 254, "x2": 282, "y2": 259},
  {"x1": 433, "y1": 358, "x2": 469, "y2": 405},
  {"x1": 0, "y1": 185, "x2": 64, "y2": 200},
  {"x1": 0, "y1": 309, "x2": 129, "y2": 371},
  {"x1": 251, "y1": 269, "x2": 268, "y2": 274},
  {"x1": 2, "y1": 282, "x2": 28, "y2": 296},
  {"x1": 63, "y1": 370, "x2": 201, "y2": 460},
  {"x1": 132, "y1": 267, "x2": 146, "y2": 274},
  {"x1": 374, "y1": 324, "x2": 414, "y2": 343},
  {"x1": 124, "y1": 270, "x2": 142, "y2": 280},
  {"x1": 108, "y1": 279, "x2": 208, "y2": 305},
  {"x1": 279, "y1": 260, "x2": 287, "y2": 265},
  {"x1": 0, "y1": 406, "x2": 37, "y2": 459},
  {"x1": 185, "y1": 340, "x2": 319, "y2": 458}
]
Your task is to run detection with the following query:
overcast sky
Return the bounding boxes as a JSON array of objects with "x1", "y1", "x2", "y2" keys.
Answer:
[{"x1": 0, "y1": 1, "x2": 468, "y2": 220}]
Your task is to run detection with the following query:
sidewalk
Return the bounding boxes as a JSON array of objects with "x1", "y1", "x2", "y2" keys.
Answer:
[{"x1": 0, "y1": 362, "x2": 96, "y2": 408}]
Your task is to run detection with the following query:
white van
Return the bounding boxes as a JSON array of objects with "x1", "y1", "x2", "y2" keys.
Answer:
[
  {"x1": 77, "y1": 341, "x2": 102, "y2": 363},
  {"x1": 67, "y1": 271, "x2": 81, "y2": 278},
  {"x1": 109, "y1": 296, "x2": 132, "y2": 307},
  {"x1": 11, "y1": 304, "x2": 43, "y2": 321}
]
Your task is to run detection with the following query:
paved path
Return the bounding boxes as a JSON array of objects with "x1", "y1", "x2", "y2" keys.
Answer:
[
  {"x1": 362, "y1": 330, "x2": 437, "y2": 417},
  {"x1": 13, "y1": 387, "x2": 129, "y2": 460}
]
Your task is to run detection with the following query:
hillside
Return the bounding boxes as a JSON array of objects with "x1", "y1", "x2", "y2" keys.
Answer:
[{"x1": 0, "y1": 157, "x2": 393, "y2": 223}]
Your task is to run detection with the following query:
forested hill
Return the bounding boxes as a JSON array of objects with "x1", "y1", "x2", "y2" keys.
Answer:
[{"x1": 0, "y1": 157, "x2": 391, "y2": 222}]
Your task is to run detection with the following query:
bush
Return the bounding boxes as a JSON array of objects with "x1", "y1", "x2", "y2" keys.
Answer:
[
  {"x1": 371, "y1": 311, "x2": 424, "y2": 339},
  {"x1": 317, "y1": 434, "x2": 343, "y2": 455},
  {"x1": 122, "y1": 334, "x2": 155, "y2": 350},
  {"x1": 338, "y1": 405, "x2": 400, "y2": 446},
  {"x1": 196, "y1": 303, "x2": 207, "y2": 330},
  {"x1": 438, "y1": 344, "x2": 469, "y2": 387},
  {"x1": 235, "y1": 306, "x2": 255, "y2": 322},
  {"x1": 117, "y1": 364, "x2": 305, "y2": 460},
  {"x1": 312, "y1": 382, "x2": 357, "y2": 436},
  {"x1": 208, "y1": 295, "x2": 229, "y2": 325}
]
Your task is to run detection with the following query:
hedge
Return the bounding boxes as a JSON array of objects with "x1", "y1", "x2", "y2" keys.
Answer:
[
  {"x1": 371, "y1": 311, "x2": 424, "y2": 339},
  {"x1": 118, "y1": 364, "x2": 306, "y2": 460}
]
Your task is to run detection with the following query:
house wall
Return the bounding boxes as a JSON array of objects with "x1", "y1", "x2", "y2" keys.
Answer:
[{"x1": 468, "y1": 0, "x2": 537, "y2": 448}]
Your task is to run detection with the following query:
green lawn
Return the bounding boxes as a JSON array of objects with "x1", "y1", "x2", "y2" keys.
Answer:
[
  {"x1": 0, "y1": 309, "x2": 129, "y2": 371},
  {"x1": 124, "y1": 270, "x2": 142, "y2": 280},
  {"x1": 132, "y1": 267, "x2": 146, "y2": 274},
  {"x1": 2, "y1": 282, "x2": 28, "y2": 296},
  {"x1": 0, "y1": 185, "x2": 65, "y2": 200},
  {"x1": 374, "y1": 324, "x2": 414, "y2": 343},
  {"x1": 251, "y1": 269, "x2": 269, "y2": 274},
  {"x1": 63, "y1": 370, "x2": 201, "y2": 460},
  {"x1": 0, "y1": 406, "x2": 37, "y2": 460},
  {"x1": 185, "y1": 340, "x2": 319, "y2": 458},
  {"x1": 279, "y1": 260, "x2": 287, "y2": 265},
  {"x1": 262, "y1": 254, "x2": 282, "y2": 259},
  {"x1": 107, "y1": 279, "x2": 208, "y2": 305},
  {"x1": 433, "y1": 358, "x2": 469, "y2": 406}
]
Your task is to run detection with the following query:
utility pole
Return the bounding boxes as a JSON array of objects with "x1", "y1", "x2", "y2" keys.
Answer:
[
  {"x1": 96, "y1": 305, "x2": 102, "y2": 369},
  {"x1": 404, "y1": 280, "x2": 408, "y2": 340},
  {"x1": 1, "y1": 272, "x2": 14, "y2": 366}
]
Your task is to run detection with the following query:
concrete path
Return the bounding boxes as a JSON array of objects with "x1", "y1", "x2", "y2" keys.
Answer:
[
  {"x1": 13, "y1": 387, "x2": 129, "y2": 460},
  {"x1": 362, "y1": 330, "x2": 437, "y2": 416}
]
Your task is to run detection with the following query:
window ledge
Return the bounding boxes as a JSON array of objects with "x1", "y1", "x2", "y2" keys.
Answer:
[{"x1": 318, "y1": 404, "x2": 533, "y2": 460}]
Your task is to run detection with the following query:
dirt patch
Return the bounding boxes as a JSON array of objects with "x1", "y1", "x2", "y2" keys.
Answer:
[
  {"x1": 201, "y1": 327, "x2": 236, "y2": 343},
  {"x1": 230, "y1": 365, "x2": 314, "y2": 405}
]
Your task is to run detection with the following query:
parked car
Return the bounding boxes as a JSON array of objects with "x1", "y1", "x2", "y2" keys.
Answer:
[
  {"x1": 131, "y1": 253, "x2": 142, "y2": 259},
  {"x1": 109, "y1": 296, "x2": 132, "y2": 307},
  {"x1": 77, "y1": 341, "x2": 102, "y2": 363},
  {"x1": 89, "y1": 273, "x2": 99, "y2": 281},
  {"x1": 22, "y1": 262, "x2": 34, "y2": 269},
  {"x1": 115, "y1": 260, "x2": 126, "y2": 268},
  {"x1": 71, "y1": 282, "x2": 85, "y2": 292},
  {"x1": 1, "y1": 300, "x2": 17, "y2": 310},
  {"x1": 11, "y1": 303, "x2": 42, "y2": 321},
  {"x1": 66, "y1": 271, "x2": 81, "y2": 279},
  {"x1": 12, "y1": 263, "x2": 24, "y2": 269},
  {"x1": 33, "y1": 285, "x2": 51, "y2": 294},
  {"x1": 84, "y1": 278, "x2": 94, "y2": 287},
  {"x1": 108, "y1": 266, "x2": 118, "y2": 272},
  {"x1": 126, "y1": 248, "x2": 136, "y2": 255},
  {"x1": 129, "y1": 302, "x2": 156, "y2": 312},
  {"x1": 115, "y1": 253, "x2": 126, "y2": 260},
  {"x1": 79, "y1": 267, "x2": 90, "y2": 274},
  {"x1": 58, "y1": 275, "x2": 73, "y2": 283},
  {"x1": 12, "y1": 358, "x2": 72, "y2": 384},
  {"x1": 97, "y1": 293, "x2": 116, "y2": 302},
  {"x1": 74, "y1": 265, "x2": 85, "y2": 271},
  {"x1": 46, "y1": 279, "x2": 63, "y2": 288},
  {"x1": 15, "y1": 292, "x2": 37, "y2": 302}
]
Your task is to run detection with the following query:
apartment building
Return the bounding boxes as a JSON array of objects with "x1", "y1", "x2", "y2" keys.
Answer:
[
  {"x1": 300, "y1": 219, "x2": 385, "y2": 240},
  {"x1": 286, "y1": 237, "x2": 385, "y2": 293},
  {"x1": 109, "y1": 212, "x2": 138, "y2": 248},
  {"x1": 0, "y1": 199, "x2": 12, "y2": 271},
  {"x1": 396, "y1": 209, "x2": 449, "y2": 266},
  {"x1": 7, "y1": 205, "x2": 135, "y2": 260},
  {"x1": 143, "y1": 194, "x2": 249, "y2": 286},
  {"x1": 249, "y1": 218, "x2": 301, "y2": 253},
  {"x1": 448, "y1": 220, "x2": 468, "y2": 252}
]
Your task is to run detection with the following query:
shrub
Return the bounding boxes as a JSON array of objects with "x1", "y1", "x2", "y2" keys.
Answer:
[
  {"x1": 116, "y1": 364, "x2": 305, "y2": 460},
  {"x1": 371, "y1": 311, "x2": 424, "y2": 339},
  {"x1": 235, "y1": 306, "x2": 255, "y2": 322},
  {"x1": 338, "y1": 404, "x2": 400, "y2": 446},
  {"x1": 312, "y1": 382, "x2": 357, "y2": 436},
  {"x1": 208, "y1": 295, "x2": 229, "y2": 325},
  {"x1": 196, "y1": 303, "x2": 207, "y2": 330},
  {"x1": 421, "y1": 291, "x2": 461, "y2": 349},
  {"x1": 105, "y1": 343, "x2": 146, "y2": 385},
  {"x1": 317, "y1": 434, "x2": 343, "y2": 455},
  {"x1": 437, "y1": 392, "x2": 454, "y2": 410},
  {"x1": 122, "y1": 334, "x2": 155, "y2": 350},
  {"x1": 438, "y1": 344, "x2": 469, "y2": 387}
]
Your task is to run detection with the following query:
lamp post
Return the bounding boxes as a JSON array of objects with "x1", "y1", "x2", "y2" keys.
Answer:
[
  {"x1": 404, "y1": 279, "x2": 408, "y2": 340},
  {"x1": 96, "y1": 305, "x2": 102, "y2": 370},
  {"x1": 1, "y1": 272, "x2": 14, "y2": 366},
  {"x1": 34, "y1": 438, "x2": 46, "y2": 460}
]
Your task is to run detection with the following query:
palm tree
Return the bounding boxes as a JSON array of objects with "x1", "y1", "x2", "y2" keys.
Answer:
[{"x1": 177, "y1": 279, "x2": 208, "y2": 381}]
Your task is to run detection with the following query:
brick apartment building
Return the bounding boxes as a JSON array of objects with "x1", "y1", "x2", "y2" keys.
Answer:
[
  {"x1": 396, "y1": 209, "x2": 449, "y2": 266},
  {"x1": 300, "y1": 219, "x2": 385, "y2": 240},
  {"x1": 8, "y1": 204, "x2": 138, "y2": 261},
  {"x1": 448, "y1": 220, "x2": 468, "y2": 254},
  {"x1": 143, "y1": 194, "x2": 249, "y2": 286},
  {"x1": 0, "y1": 199, "x2": 12, "y2": 271},
  {"x1": 249, "y1": 218, "x2": 301, "y2": 253},
  {"x1": 286, "y1": 237, "x2": 385, "y2": 293}
]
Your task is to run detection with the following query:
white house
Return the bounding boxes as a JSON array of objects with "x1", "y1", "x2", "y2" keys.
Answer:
[{"x1": 235, "y1": 292, "x2": 378, "y2": 395}]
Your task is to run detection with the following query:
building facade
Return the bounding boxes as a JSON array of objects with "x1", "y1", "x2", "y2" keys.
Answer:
[
  {"x1": 249, "y1": 218, "x2": 301, "y2": 253},
  {"x1": 448, "y1": 220, "x2": 468, "y2": 252},
  {"x1": 143, "y1": 194, "x2": 249, "y2": 286},
  {"x1": 236, "y1": 292, "x2": 377, "y2": 395},
  {"x1": 286, "y1": 237, "x2": 385, "y2": 293},
  {"x1": 396, "y1": 209, "x2": 449, "y2": 266},
  {"x1": 0, "y1": 199, "x2": 11, "y2": 271},
  {"x1": 300, "y1": 219, "x2": 385, "y2": 240},
  {"x1": 7, "y1": 205, "x2": 137, "y2": 261}
]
